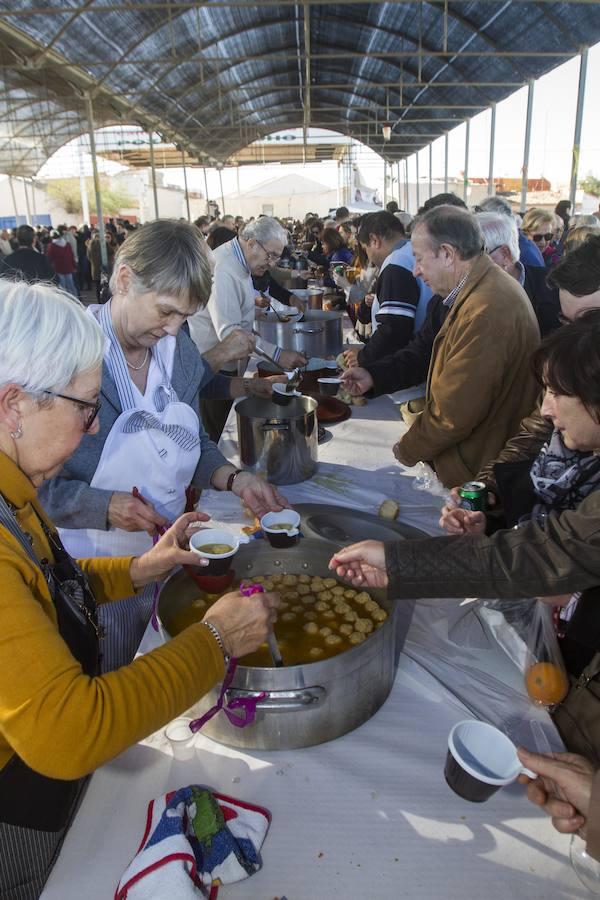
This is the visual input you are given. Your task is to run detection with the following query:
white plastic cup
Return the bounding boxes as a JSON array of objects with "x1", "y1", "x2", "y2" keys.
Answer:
[
  {"x1": 189, "y1": 528, "x2": 247, "y2": 575},
  {"x1": 445, "y1": 720, "x2": 536, "y2": 802},
  {"x1": 165, "y1": 717, "x2": 196, "y2": 761}
]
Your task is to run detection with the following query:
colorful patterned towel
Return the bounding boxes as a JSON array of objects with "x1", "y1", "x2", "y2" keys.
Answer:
[{"x1": 115, "y1": 786, "x2": 271, "y2": 899}]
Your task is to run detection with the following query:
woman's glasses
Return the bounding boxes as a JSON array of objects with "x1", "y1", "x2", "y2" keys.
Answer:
[
  {"x1": 532, "y1": 232, "x2": 554, "y2": 243},
  {"x1": 44, "y1": 391, "x2": 101, "y2": 432}
]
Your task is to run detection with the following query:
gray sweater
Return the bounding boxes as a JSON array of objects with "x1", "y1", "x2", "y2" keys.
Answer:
[{"x1": 40, "y1": 330, "x2": 230, "y2": 530}]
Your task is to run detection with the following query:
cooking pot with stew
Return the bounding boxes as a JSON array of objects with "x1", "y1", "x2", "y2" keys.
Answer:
[{"x1": 158, "y1": 537, "x2": 415, "y2": 750}]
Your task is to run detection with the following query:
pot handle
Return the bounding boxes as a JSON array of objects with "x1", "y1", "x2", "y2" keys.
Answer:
[
  {"x1": 261, "y1": 422, "x2": 290, "y2": 432},
  {"x1": 294, "y1": 325, "x2": 324, "y2": 335},
  {"x1": 225, "y1": 686, "x2": 326, "y2": 712}
]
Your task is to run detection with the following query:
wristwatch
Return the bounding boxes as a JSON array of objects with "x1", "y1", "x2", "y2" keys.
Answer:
[{"x1": 226, "y1": 468, "x2": 243, "y2": 492}]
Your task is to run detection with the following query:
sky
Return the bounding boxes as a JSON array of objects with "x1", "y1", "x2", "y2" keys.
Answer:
[{"x1": 28, "y1": 38, "x2": 600, "y2": 204}]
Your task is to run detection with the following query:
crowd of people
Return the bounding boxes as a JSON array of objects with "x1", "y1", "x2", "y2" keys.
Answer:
[{"x1": 1, "y1": 192, "x2": 600, "y2": 895}]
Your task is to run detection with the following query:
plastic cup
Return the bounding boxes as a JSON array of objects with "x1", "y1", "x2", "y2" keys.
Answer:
[
  {"x1": 445, "y1": 720, "x2": 536, "y2": 802},
  {"x1": 189, "y1": 528, "x2": 243, "y2": 575},
  {"x1": 260, "y1": 509, "x2": 301, "y2": 548},
  {"x1": 317, "y1": 377, "x2": 342, "y2": 396},
  {"x1": 165, "y1": 717, "x2": 195, "y2": 761}
]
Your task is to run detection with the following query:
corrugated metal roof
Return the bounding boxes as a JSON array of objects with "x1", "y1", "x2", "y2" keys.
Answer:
[{"x1": 0, "y1": 1, "x2": 598, "y2": 176}]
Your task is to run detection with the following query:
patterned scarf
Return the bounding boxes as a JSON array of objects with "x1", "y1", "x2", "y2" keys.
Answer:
[{"x1": 529, "y1": 428, "x2": 600, "y2": 518}]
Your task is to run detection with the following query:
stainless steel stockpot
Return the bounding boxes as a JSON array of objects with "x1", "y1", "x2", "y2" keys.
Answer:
[
  {"x1": 158, "y1": 538, "x2": 414, "y2": 751},
  {"x1": 255, "y1": 309, "x2": 343, "y2": 358},
  {"x1": 236, "y1": 395, "x2": 318, "y2": 485}
]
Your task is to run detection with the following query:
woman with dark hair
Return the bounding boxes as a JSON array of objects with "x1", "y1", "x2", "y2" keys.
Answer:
[{"x1": 320, "y1": 226, "x2": 353, "y2": 288}]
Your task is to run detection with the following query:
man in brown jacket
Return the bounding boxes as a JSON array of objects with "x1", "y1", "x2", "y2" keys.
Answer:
[
  {"x1": 476, "y1": 234, "x2": 600, "y2": 498},
  {"x1": 342, "y1": 206, "x2": 540, "y2": 488}
]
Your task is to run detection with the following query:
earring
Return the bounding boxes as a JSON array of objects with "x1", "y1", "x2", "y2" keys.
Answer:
[{"x1": 10, "y1": 424, "x2": 23, "y2": 440}]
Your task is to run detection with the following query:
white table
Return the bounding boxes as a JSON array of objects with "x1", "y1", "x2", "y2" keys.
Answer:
[{"x1": 42, "y1": 393, "x2": 588, "y2": 900}]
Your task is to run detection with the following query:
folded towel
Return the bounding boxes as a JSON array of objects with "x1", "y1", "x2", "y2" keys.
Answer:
[{"x1": 116, "y1": 785, "x2": 271, "y2": 899}]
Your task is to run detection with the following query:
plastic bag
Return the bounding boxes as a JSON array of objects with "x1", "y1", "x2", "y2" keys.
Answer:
[{"x1": 523, "y1": 600, "x2": 569, "y2": 708}]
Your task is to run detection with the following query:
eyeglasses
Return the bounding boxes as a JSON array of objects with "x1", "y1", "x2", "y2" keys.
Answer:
[
  {"x1": 44, "y1": 391, "x2": 101, "y2": 432},
  {"x1": 532, "y1": 232, "x2": 554, "y2": 243},
  {"x1": 486, "y1": 244, "x2": 504, "y2": 255},
  {"x1": 255, "y1": 238, "x2": 280, "y2": 263}
]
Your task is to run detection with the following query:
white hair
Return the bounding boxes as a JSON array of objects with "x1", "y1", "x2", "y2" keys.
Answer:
[
  {"x1": 0, "y1": 280, "x2": 105, "y2": 395},
  {"x1": 476, "y1": 211, "x2": 520, "y2": 263},
  {"x1": 477, "y1": 195, "x2": 513, "y2": 218},
  {"x1": 240, "y1": 216, "x2": 288, "y2": 246}
]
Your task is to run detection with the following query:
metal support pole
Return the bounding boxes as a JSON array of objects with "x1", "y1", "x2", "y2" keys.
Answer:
[
  {"x1": 383, "y1": 158, "x2": 387, "y2": 207},
  {"x1": 22, "y1": 177, "x2": 32, "y2": 223},
  {"x1": 428, "y1": 143, "x2": 433, "y2": 200},
  {"x1": 30, "y1": 178, "x2": 37, "y2": 221},
  {"x1": 148, "y1": 129, "x2": 159, "y2": 219},
  {"x1": 85, "y1": 94, "x2": 108, "y2": 268},
  {"x1": 404, "y1": 158, "x2": 409, "y2": 211},
  {"x1": 218, "y1": 167, "x2": 225, "y2": 215},
  {"x1": 487, "y1": 102, "x2": 496, "y2": 196},
  {"x1": 415, "y1": 152, "x2": 420, "y2": 211},
  {"x1": 79, "y1": 140, "x2": 90, "y2": 225},
  {"x1": 397, "y1": 161, "x2": 401, "y2": 205},
  {"x1": 203, "y1": 167, "x2": 210, "y2": 215},
  {"x1": 444, "y1": 133, "x2": 449, "y2": 193},
  {"x1": 520, "y1": 80, "x2": 535, "y2": 215},
  {"x1": 463, "y1": 118, "x2": 470, "y2": 202},
  {"x1": 8, "y1": 176, "x2": 18, "y2": 221},
  {"x1": 570, "y1": 48, "x2": 589, "y2": 213},
  {"x1": 181, "y1": 148, "x2": 191, "y2": 220}
]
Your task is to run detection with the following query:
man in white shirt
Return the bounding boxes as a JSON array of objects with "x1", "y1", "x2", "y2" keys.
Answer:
[{"x1": 189, "y1": 216, "x2": 306, "y2": 440}]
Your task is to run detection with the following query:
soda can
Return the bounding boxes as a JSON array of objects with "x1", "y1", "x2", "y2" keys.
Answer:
[
  {"x1": 333, "y1": 264, "x2": 346, "y2": 277},
  {"x1": 458, "y1": 481, "x2": 486, "y2": 511}
]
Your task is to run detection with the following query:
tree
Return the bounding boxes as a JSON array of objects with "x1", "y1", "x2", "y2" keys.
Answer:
[
  {"x1": 581, "y1": 175, "x2": 600, "y2": 197},
  {"x1": 44, "y1": 177, "x2": 134, "y2": 216}
]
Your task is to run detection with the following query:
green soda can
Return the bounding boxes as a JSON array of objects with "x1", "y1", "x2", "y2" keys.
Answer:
[
  {"x1": 333, "y1": 264, "x2": 346, "y2": 277},
  {"x1": 458, "y1": 481, "x2": 486, "y2": 511}
]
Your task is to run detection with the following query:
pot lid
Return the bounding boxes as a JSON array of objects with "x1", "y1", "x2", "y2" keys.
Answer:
[{"x1": 295, "y1": 503, "x2": 427, "y2": 544}]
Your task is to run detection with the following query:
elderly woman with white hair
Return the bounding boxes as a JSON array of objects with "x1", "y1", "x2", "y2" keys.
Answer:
[
  {"x1": 476, "y1": 210, "x2": 561, "y2": 336},
  {"x1": 188, "y1": 216, "x2": 307, "y2": 440},
  {"x1": 0, "y1": 280, "x2": 279, "y2": 897},
  {"x1": 39, "y1": 220, "x2": 288, "y2": 671}
]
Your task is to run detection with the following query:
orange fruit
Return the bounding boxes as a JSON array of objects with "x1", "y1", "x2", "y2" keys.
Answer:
[{"x1": 525, "y1": 661, "x2": 569, "y2": 705}]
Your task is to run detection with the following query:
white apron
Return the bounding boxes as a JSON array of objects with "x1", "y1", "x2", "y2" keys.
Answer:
[{"x1": 60, "y1": 303, "x2": 201, "y2": 670}]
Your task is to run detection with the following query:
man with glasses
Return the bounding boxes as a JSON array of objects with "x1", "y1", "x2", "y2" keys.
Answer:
[{"x1": 189, "y1": 216, "x2": 306, "y2": 440}]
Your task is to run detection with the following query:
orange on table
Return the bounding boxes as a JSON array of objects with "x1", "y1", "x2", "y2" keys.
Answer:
[{"x1": 525, "y1": 661, "x2": 569, "y2": 705}]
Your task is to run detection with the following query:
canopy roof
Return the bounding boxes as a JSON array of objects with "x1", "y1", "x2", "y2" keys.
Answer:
[{"x1": 0, "y1": 1, "x2": 598, "y2": 177}]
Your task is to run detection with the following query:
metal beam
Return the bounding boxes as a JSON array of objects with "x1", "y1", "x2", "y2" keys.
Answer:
[
  {"x1": 148, "y1": 128, "x2": 159, "y2": 219},
  {"x1": 444, "y1": 131, "x2": 449, "y2": 192},
  {"x1": 303, "y1": 2, "x2": 310, "y2": 152},
  {"x1": 3, "y1": 0, "x2": 597, "y2": 13},
  {"x1": 429, "y1": 142, "x2": 433, "y2": 200},
  {"x1": 463, "y1": 118, "x2": 470, "y2": 202},
  {"x1": 570, "y1": 47, "x2": 589, "y2": 211},
  {"x1": 487, "y1": 102, "x2": 496, "y2": 196},
  {"x1": 519, "y1": 79, "x2": 535, "y2": 214},
  {"x1": 181, "y1": 147, "x2": 191, "y2": 220},
  {"x1": 85, "y1": 94, "x2": 108, "y2": 267}
]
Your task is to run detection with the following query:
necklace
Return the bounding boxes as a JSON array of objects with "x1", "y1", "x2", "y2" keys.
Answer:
[{"x1": 124, "y1": 347, "x2": 150, "y2": 370}]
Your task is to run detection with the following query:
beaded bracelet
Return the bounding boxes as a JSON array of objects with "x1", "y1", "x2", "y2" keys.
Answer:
[{"x1": 201, "y1": 620, "x2": 229, "y2": 661}]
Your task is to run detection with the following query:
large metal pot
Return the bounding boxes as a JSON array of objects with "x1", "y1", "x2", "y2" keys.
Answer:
[
  {"x1": 236, "y1": 395, "x2": 318, "y2": 484},
  {"x1": 255, "y1": 309, "x2": 343, "y2": 358},
  {"x1": 158, "y1": 538, "x2": 415, "y2": 750}
]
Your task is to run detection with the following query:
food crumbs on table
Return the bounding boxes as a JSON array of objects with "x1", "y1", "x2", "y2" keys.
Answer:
[{"x1": 318, "y1": 852, "x2": 324, "y2": 858}]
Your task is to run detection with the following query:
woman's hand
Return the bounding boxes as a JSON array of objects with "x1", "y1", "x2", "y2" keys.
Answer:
[
  {"x1": 517, "y1": 748, "x2": 595, "y2": 836},
  {"x1": 108, "y1": 491, "x2": 169, "y2": 535},
  {"x1": 232, "y1": 472, "x2": 289, "y2": 518},
  {"x1": 439, "y1": 502, "x2": 486, "y2": 535},
  {"x1": 332, "y1": 272, "x2": 351, "y2": 290},
  {"x1": 328, "y1": 540, "x2": 388, "y2": 589},
  {"x1": 203, "y1": 589, "x2": 280, "y2": 657},
  {"x1": 278, "y1": 349, "x2": 307, "y2": 370},
  {"x1": 129, "y1": 512, "x2": 211, "y2": 587},
  {"x1": 247, "y1": 374, "x2": 287, "y2": 398}
]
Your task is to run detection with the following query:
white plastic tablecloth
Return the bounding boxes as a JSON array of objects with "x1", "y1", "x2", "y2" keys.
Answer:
[{"x1": 42, "y1": 391, "x2": 588, "y2": 900}]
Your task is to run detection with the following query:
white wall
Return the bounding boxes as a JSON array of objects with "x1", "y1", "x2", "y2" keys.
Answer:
[{"x1": 221, "y1": 187, "x2": 338, "y2": 220}]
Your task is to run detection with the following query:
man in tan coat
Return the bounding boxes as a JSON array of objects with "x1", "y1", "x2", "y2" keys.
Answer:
[{"x1": 342, "y1": 205, "x2": 540, "y2": 487}]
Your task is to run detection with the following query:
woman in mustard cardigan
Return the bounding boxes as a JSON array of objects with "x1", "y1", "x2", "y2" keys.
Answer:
[{"x1": 0, "y1": 280, "x2": 279, "y2": 899}]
